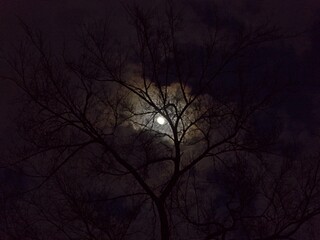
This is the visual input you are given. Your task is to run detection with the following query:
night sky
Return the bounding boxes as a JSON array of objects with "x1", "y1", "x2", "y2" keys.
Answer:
[
  {"x1": 0, "y1": 0, "x2": 320, "y2": 239},
  {"x1": 1, "y1": 0, "x2": 320, "y2": 152}
]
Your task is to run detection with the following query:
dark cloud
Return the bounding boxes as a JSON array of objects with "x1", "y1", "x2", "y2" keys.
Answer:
[
  {"x1": 0, "y1": 0, "x2": 319, "y2": 150},
  {"x1": 0, "y1": 1, "x2": 320, "y2": 238}
]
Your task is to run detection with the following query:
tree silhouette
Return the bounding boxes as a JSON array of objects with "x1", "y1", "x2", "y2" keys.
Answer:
[{"x1": 1, "y1": 2, "x2": 320, "y2": 240}]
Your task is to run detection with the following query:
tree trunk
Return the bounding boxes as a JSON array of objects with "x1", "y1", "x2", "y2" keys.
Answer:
[{"x1": 156, "y1": 200, "x2": 170, "y2": 240}]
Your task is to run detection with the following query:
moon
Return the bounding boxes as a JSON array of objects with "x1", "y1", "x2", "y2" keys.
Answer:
[{"x1": 157, "y1": 116, "x2": 166, "y2": 125}]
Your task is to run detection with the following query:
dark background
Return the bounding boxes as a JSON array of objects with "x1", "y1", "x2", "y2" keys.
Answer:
[
  {"x1": 0, "y1": 0, "x2": 320, "y2": 237},
  {"x1": 1, "y1": 0, "x2": 320, "y2": 152}
]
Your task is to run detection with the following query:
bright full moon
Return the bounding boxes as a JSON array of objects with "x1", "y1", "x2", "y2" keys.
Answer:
[{"x1": 157, "y1": 116, "x2": 166, "y2": 125}]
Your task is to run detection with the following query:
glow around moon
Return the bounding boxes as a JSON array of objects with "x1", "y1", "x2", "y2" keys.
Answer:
[{"x1": 157, "y1": 116, "x2": 166, "y2": 125}]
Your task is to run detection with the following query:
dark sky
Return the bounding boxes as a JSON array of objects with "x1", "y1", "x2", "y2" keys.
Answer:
[
  {"x1": 0, "y1": 0, "x2": 319, "y2": 151},
  {"x1": 0, "y1": 1, "x2": 320, "y2": 238},
  {"x1": 0, "y1": 0, "x2": 320, "y2": 150}
]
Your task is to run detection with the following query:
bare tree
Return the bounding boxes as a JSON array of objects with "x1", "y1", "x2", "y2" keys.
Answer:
[{"x1": 1, "y1": 1, "x2": 320, "y2": 240}]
